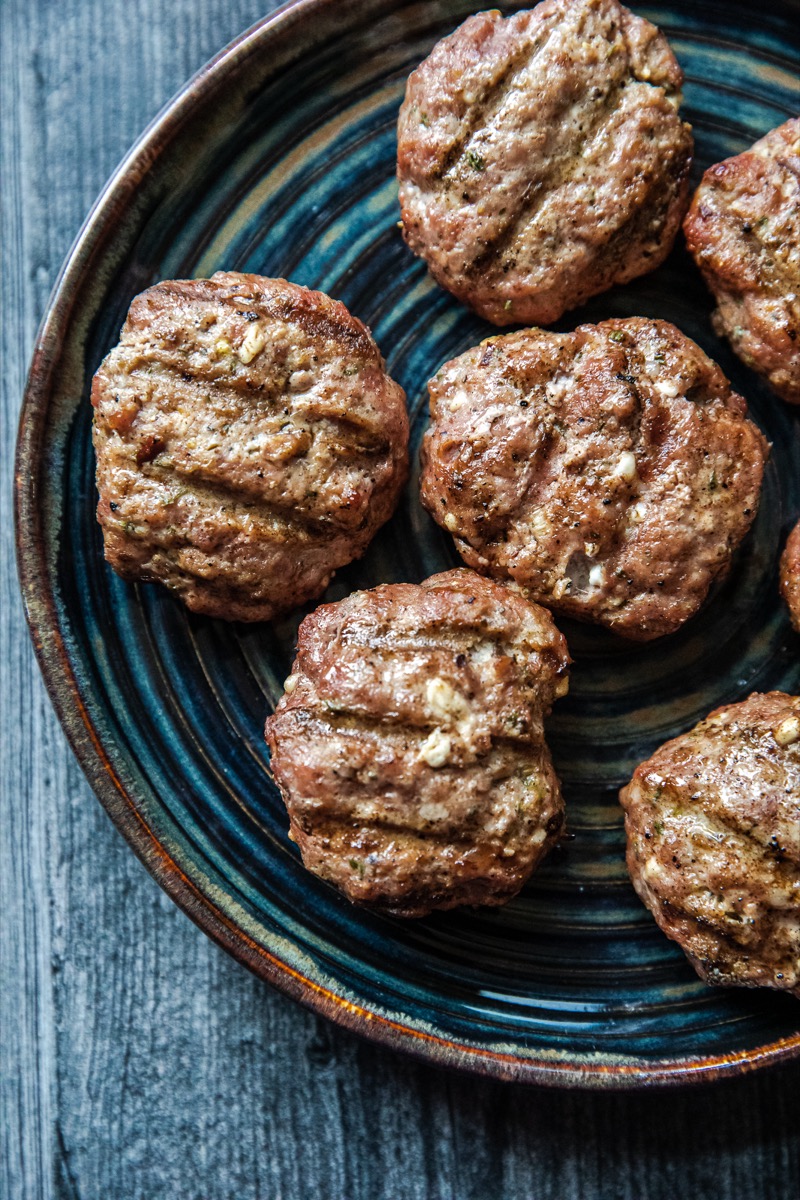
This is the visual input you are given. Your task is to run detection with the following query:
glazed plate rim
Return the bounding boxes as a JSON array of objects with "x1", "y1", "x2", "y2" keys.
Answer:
[{"x1": 14, "y1": 0, "x2": 800, "y2": 1088}]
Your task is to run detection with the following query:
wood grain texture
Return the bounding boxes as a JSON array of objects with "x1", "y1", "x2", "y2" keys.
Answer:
[{"x1": 2, "y1": 1, "x2": 800, "y2": 1197}]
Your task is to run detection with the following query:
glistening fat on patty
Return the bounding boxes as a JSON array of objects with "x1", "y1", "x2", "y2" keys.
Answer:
[
  {"x1": 265, "y1": 569, "x2": 570, "y2": 918},
  {"x1": 397, "y1": 0, "x2": 693, "y2": 326},
  {"x1": 92, "y1": 272, "x2": 409, "y2": 621},
  {"x1": 420, "y1": 318, "x2": 768, "y2": 640}
]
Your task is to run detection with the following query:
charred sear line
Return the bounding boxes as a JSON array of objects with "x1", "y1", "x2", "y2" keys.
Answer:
[
  {"x1": 427, "y1": 23, "x2": 555, "y2": 182},
  {"x1": 776, "y1": 155, "x2": 800, "y2": 185},
  {"x1": 321, "y1": 416, "x2": 393, "y2": 458},
  {"x1": 285, "y1": 695, "x2": 545, "y2": 752},
  {"x1": 743, "y1": 224, "x2": 800, "y2": 301},
  {"x1": 137, "y1": 468, "x2": 340, "y2": 539},
  {"x1": 657, "y1": 898, "x2": 758, "y2": 953},
  {"x1": 658, "y1": 801, "x2": 799, "y2": 869},
  {"x1": 303, "y1": 815, "x2": 512, "y2": 856},
  {"x1": 196, "y1": 287, "x2": 376, "y2": 359},
  {"x1": 463, "y1": 76, "x2": 629, "y2": 277},
  {"x1": 612, "y1": 340, "x2": 645, "y2": 462},
  {"x1": 124, "y1": 367, "x2": 391, "y2": 463},
  {"x1": 290, "y1": 307, "x2": 377, "y2": 360},
  {"x1": 592, "y1": 140, "x2": 690, "y2": 276},
  {"x1": 686, "y1": 910, "x2": 766, "y2": 954},
  {"x1": 502, "y1": 421, "x2": 561, "y2": 531},
  {"x1": 285, "y1": 704, "x2": 461, "y2": 739},
  {"x1": 229, "y1": 289, "x2": 377, "y2": 360},
  {"x1": 130, "y1": 357, "x2": 294, "y2": 406},
  {"x1": 332, "y1": 626, "x2": 520, "y2": 656},
  {"x1": 724, "y1": 232, "x2": 781, "y2": 300},
  {"x1": 329, "y1": 627, "x2": 554, "y2": 674}
]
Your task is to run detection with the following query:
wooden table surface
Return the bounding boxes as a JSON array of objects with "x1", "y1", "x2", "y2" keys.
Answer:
[{"x1": 2, "y1": 1, "x2": 799, "y2": 1196}]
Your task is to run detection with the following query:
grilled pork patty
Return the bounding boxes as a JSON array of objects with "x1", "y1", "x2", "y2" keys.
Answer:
[
  {"x1": 265, "y1": 569, "x2": 569, "y2": 917},
  {"x1": 420, "y1": 318, "x2": 768, "y2": 640},
  {"x1": 620, "y1": 692, "x2": 800, "y2": 997},
  {"x1": 397, "y1": 0, "x2": 693, "y2": 325},
  {"x1": 92, "y1": 273, "x2": 409, "y2": 621}
]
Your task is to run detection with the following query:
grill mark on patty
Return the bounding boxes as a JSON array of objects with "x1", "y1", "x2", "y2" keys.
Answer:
[
  {"x1": 103, "y1": 448, "x2": 388, "y2": 536},
  {"x1": 117, "y1": 357, "x2": 392, "y2": 447},
  {"x1": 102, "y1": 380, "x2": 395, "y2": 507},
  {"x1": 494, "y1": 395, "x2": 569, "y2": 533},
  {"x1": 613, "y1": 335, "x2": 651, "y2": 482},
  {"x1": 694, "y1": 160, "x2": 800, "y2": 298},
  {"x1": 727, "y1": 219, "x2": 799, "y2": 303},
  {"x1": 589, "y1": 140, "x2": 690, "y2": 278},
  {"x1": 654, "y1": 897, "x2": 765, "y2": 955},
  {"x1": 122, "y1": 350, "x2": 297, "y2": 405},
  {"x1": 646, "y1": 793, "x2": 800, "y2": 874},
  {"x1": 298, "y1": 812, "x2": 534, "y2": 851},
  {"x1": 426, "y1": 19, "x2": 558, "y2": 182},
  {"x1": 310, "y1": 628, "x2": 566, "y2": 699},
  {"x1": 106, "y1": 467, "x2": 361, "y2": 542},
  {"x1": 295, "y1": 825, "x2": 537, "y2": 907},
  {"x1": 735, "y1": 241, "x2": 784, "y2": 299},
  {"x1": 309, "y1": 662, "x2": 554, "y2": 724},
  {"x1": 328, "y1": 624, "x2": 550, "y2": 660},
  {"x1": 775, "y1": 154, "x2": 800, "y2": 184},
  {"x1": 314, "y1": 416, "x2": 393, "y2": 458},
  {"x1": 288, "y1": 774, "x2": 548, "y2": 845},
  {"x1": 464, "y1": 79, "x2": 671, "y2": 279},
  {"x1": 133, "y1": 280, "x2": 378, "y2": 363},
  {"x1": 488, "y1": 337, "x2": 645, "y2": 560},
  {"x1": 674, "y1": 903, "x2": 800, "y2": 969},
  {"x1": 283, "y1": 698, "x2": 548, "y2": 751},
  {"x1": 447, "y1": 411, "x2": 559, "y2": 541},
  {"x1": 282, "y1": 302, "x2": 378, "y2": 359},
  {"x1": 132, "y1": 554, "x2": 290, "y2": 605}
]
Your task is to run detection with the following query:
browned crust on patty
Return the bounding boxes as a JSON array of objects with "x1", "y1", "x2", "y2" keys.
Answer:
[
  {"x1": 780, "y1": 519, "x2": 800, "y2": 632},
  {"x1": 265, "y1": 569, "x2": 570, "y2": 917},
  {"x1": 397, "y1": 0, "x2": 693, "y2": 326},
  {"x1": 683, "y1": 117, "x2": 800, "y2": 404},
  {"x1": 620, "y1": 692, "x2": 800, "y2": 997},
  {"x1": 92, "y1": 272, "x2": 409, "y2": 621},
  {"x1": 420, "y1": 317, "x2": 769, "y2": 640}
]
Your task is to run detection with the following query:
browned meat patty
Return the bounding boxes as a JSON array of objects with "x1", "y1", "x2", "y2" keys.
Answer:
[
  {"x1": 620, "y1": 692, "x2": 800, "y2": 997},
  {"x1": 92, "y1": 273, "x2": 409, "y2": 621},
  {"x1": 265, "y1": 569, "x2": 570, "y2": 917},
  {"x1": 684, "y1": 118, "x2": 800, "y2": 404},
  {"x1": 780, "y1": 519, "x2": 800, "y2": 632},
  {"x1": 420, "y1": 318, "x2": 768, "y2": 641},
  {"x1": 397, "y1": 0, "x2": 693, "y2": 327}
]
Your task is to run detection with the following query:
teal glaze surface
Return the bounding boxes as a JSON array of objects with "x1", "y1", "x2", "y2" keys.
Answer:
[{"x1": 17, "y1": 0, "x2": 800, "y2": 1084}]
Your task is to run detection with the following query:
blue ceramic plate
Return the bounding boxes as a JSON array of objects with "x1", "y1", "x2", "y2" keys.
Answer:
[{"x1": 16, "y1": 0, "x2": 800, "y2": 1086}]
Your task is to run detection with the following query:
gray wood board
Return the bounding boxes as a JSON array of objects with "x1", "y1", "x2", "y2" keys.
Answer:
[{"x1": 2, "y1": 0, "x2": 799, "y2": 1196}]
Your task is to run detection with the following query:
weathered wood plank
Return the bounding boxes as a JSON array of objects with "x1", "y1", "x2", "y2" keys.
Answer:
[{"x1": 2, "y1": 1, "x2": 800, "y2": 1198}]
